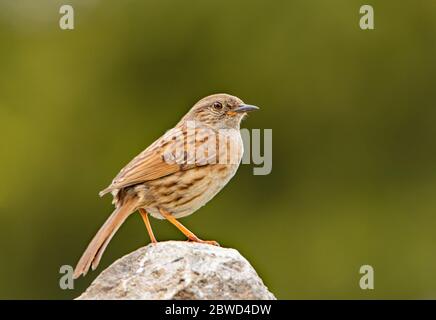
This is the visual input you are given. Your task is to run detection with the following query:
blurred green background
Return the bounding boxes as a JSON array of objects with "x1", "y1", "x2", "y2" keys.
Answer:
[{"x1": 0, "y1": 0, "x2": 435, "y2": 299}]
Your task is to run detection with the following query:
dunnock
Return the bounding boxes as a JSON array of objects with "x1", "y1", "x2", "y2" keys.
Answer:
[{"x1": 74, "y1": 93, "x2": 258, "y2": 278}]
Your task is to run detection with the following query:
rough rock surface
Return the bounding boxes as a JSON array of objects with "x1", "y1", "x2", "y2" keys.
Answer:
[{"x1": 77, "y1": 241, "x2": 276, "y2": 300}]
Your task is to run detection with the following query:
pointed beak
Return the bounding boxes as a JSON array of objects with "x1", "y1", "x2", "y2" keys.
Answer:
[{"x1": 233, "y1": 104, "x2": 259, "y2": 113}]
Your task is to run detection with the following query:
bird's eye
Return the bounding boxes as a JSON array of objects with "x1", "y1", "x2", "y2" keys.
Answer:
[{"x1": 212, "y1": 102, "x2": 223, "y2": 110}]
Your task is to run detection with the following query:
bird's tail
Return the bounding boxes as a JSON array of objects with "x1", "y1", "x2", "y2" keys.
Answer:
[{"x1": 73, "y1": 196, "x2": 139, "y2": 279}]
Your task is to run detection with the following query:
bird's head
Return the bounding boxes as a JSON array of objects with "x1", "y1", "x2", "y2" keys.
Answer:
[{"x1": 183, "y1": 93, "x2": 259, "y2": 130}]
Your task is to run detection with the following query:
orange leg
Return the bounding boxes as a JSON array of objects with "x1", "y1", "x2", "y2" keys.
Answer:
[
  {"x1": 139, "y1": 208, "x2": 157, "y2": 244},
  {"x1": 159, "y1": 208, "x2": 219, "y2": 246}
]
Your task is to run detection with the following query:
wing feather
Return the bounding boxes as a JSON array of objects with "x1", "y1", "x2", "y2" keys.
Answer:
[{"x1": 99, "y1": 126, "x2": 218, "y2": 196}]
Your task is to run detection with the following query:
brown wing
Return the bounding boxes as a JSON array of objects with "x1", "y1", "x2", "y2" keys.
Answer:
[{"x1": 99, "y1": 126, "x2": 218, "y2": 196}]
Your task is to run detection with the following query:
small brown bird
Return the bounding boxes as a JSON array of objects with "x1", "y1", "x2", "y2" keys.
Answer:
[{"x1": 73, "y1": 93, "x2": 259, "y2": 278}]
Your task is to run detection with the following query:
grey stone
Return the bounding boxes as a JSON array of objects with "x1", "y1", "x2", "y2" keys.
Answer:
[{"x1": 77, "y1": 241, "x2": 276, "y2": 300}]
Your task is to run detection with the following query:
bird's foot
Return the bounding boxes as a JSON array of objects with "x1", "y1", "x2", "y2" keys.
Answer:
[{"x1": 187, "y1": 237, "x2": 220, "y2": 246}]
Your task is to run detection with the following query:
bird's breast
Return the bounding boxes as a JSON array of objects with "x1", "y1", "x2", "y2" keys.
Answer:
[{"x1": 145, "y1": 132, "x2": 243, "y2": 219}]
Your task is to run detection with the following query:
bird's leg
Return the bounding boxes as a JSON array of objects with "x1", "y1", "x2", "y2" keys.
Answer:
[
  {"x1": 139, "y1": 208, "x2": 157, "y2": 244},
  {"x1": 159, "y1": 208, "x2": 219, "y2": 246}
]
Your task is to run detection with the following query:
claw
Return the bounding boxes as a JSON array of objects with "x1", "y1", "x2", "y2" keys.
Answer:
[{"x1": 187, "y1": 237, "x2": 220, "y2": 247}]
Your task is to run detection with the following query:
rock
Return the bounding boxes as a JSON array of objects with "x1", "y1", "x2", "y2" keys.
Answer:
[{"x1": 76, "y1": 241, "x2": 276, "y2": 300}]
